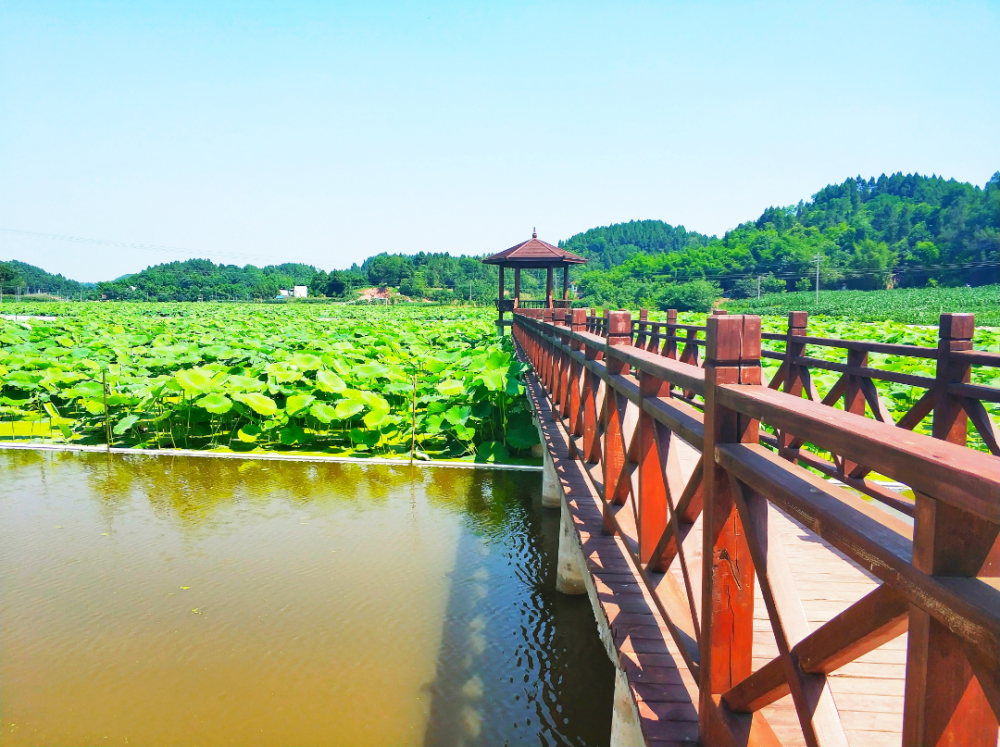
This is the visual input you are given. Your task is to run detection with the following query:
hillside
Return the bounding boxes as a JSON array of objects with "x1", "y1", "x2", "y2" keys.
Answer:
[
  {"x1": 0, "y1": 259, "x2": 94, "y2": 298},
  {"x1": 94, "y1": 259, "x2": 319, "y2": 301},
  {"x1": 559, "y1": 220, "x2": 712, "y2": 268},
  {"x1": 574, "y1": 171, "x2": 999, "y2": 309}
]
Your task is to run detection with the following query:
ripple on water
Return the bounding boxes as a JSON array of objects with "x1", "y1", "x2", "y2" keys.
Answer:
[{"x1": 1, "y1": 450, "x2": 615, "y2": 747}]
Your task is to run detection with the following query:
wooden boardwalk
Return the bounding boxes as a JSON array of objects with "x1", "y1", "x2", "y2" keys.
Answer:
[{"x1": 519, "y1": 341, "x2": 995, "y2": 747}]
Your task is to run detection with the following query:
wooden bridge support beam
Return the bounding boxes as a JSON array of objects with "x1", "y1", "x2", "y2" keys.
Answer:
[{"x1": 556, "y1": 499, "x2": 588, "y2": 595}]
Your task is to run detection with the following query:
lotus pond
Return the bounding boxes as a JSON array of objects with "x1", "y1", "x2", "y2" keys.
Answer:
[
  {"x1": 1, "y1": 302, "x2": 996, "y2": 456},
  {"x1": 0, "y1": 304, "x2": 540, "y2": 462}
]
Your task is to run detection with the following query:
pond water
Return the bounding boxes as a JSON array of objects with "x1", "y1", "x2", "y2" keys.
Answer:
[{"x1": 1, "y1": 450, "x2": 614, "y2": 746}]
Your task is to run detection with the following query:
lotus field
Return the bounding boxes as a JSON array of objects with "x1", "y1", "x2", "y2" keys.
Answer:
[
  {"x1": 1, "y1": 302, "x2": 997, "y2": 459},
  {"x1": 0, "y1": 304, "x2": 540, "y2": 462},
  {"x1": 724, "y1": 284, "x2": 999, "y2": 326}
]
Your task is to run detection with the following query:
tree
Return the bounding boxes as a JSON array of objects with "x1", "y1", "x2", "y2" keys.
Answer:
[
  {"x1": 848, "y1": 239, "x2": 897, "y2": 290},
  {"x1": 325, "y1": 270, "x2": 354, "y2": 298},
  {"x1": 0, "y1": 262, "x2": 23, "y2": 289},
  {"x1": 656, "y1": 280, "x2": 720, "y2": 312},
  {"x1": 365, "y1": 254, "x2": 414, "y2": 286},
  {"x1": 399, "y1": 272, "x2": 427, "y2": 299}
]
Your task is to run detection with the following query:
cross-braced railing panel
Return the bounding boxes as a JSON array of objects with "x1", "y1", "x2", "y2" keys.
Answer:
[
  {"x1": 513, "y1": 307, "x2": 1000, "y2": 747},
  {"x1": 624, "y1": 308, "x2": 1000, "y2": 520}
]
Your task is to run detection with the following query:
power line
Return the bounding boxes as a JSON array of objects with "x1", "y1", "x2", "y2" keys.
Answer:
[
  {"x1": 652, "y1": 260, "x2": 998, "y2": 283},
  {"x1": 0, "y1": 228, "x2": 318, "y2": 268}
]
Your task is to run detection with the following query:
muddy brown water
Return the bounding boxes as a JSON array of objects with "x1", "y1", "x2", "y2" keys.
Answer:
[{"x1": 1, "y1": 449, "x2": 614, "y2": 746}]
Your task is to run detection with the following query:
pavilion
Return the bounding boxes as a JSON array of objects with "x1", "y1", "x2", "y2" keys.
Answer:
[{"x1": 482, "y1": 230, "x2": 587, "y2": 330}]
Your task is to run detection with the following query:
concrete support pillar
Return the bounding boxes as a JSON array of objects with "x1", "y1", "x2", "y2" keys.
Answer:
[
  {"x1": 541, "y1": 447, "x2": 561, "y2": 509},
  {"x1": 556, "y1": 501, "x2": 587, "y2": 595},
  {"x1": 610, "y1": 667, "x2": 645, "y2": 747}
]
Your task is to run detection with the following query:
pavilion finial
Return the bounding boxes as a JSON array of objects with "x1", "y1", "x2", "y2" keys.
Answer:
[{"x1": 532, "y1": 227, "x2": 537, "y2": 239}]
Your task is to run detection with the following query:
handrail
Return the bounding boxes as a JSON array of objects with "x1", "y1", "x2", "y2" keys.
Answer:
[
  {"x1": 622, "y1": 308, "x2": 1000, "y2": 459},
  {"x1": 512, "y1": 307, "x2": 1000, "y2": 746}
]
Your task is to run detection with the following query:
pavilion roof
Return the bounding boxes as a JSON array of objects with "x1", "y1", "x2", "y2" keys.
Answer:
[{"x1": 481, "y1": 232, "x2": 588, "y2": 265}]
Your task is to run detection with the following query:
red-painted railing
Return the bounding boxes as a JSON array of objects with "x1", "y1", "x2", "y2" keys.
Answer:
[{"x1": 513, "y1": 307, "x2": 999, "y2": 747}]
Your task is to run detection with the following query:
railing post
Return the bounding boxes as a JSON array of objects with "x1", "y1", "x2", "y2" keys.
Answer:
[
  {"x1": 542, "y1": 308, "x2": 555, "y2": 392},
  {"x1": 779, "y1": 311, "x2": 808, "y2": 454},
  {"x1": 552, "y1": 310, "x2": 569, "y2": 421},
  {"x1": 904, "y1": 490, "x2": 999, "y2": 746},
  {"x1": 636, "y1": 308, "x2": 648, "y2": 349},
  {"x1": 841, "y1": 346, "x2": 869, "y2": 475},
  {"x1": 581, "y1": 332, "x2": 601, "y2": 465},
  {"x1": 557, "y1": 309, "x2": 573, "y2": 420},
  {"x1": 700, "y1": 314, "x2": 760, "y2": 745},
  {"x1": 602, "y1": 311, "x2": 631, "y2": 534},
  {"x1": 932, "y1": 313, "x2": 973, "y2": 446},
  {"x1": 664, "y1": 309, "x2": 678, "y2": 359},
  {"x1": 567, "y1": 309, "x2": 587, "y2": 459},
  {"x1": 637, "y1": 366, "x2": 671, "y2": 564}
]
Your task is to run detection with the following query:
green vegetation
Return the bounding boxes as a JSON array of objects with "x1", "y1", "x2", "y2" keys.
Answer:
[
  {"x1": 93, "y1": 259, "x2": 319, "y2": 302},
  {"x1": 572, "y1": 171, "x2": 999, "y2": 309},
  {"x1": 656, "y1": 280, "x2": 720, "y2": 313},
  {"x1": 0, "y1": 304, "x2": 539, "y2": 462},
  {"x1": 724, "y1": 285, "x2": 1000, "y2": 326},
  {"x1": 0, "y1": 260, "x2": 93, "y2": 299}
]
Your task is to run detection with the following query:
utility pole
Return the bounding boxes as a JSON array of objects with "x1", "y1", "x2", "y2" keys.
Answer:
[
  {"x1": 812, "y1": 254, "x2": 822, "y2": 305},
  {"x1": 757, "y1": 276, "x2": 761, "y2": 299},
  {"x1": 469, "y1": 280, "x2": 472, "y2": 303}
]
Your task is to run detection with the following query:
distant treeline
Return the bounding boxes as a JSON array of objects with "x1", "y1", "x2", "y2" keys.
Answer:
[{"x1": 3, "y1": 171, "x2": 996, "y2": 306}]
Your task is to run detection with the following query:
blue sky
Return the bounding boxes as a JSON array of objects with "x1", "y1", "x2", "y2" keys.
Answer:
[{"x1": 1, "y1": 1, "x2": 997, "y2": 282}]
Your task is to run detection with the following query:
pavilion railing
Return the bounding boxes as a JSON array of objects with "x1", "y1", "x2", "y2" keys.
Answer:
[
  {"x1": 513, "y1": 306, "x2": 999, "y2": 747},
  {"x1": 514, "y1": 299, "x2": 574, "y2": 310}
]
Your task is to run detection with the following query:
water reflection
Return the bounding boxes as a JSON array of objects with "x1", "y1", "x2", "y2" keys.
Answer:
[{"x1": 0, "y1": 449, "x2": 613, "y2": 746}]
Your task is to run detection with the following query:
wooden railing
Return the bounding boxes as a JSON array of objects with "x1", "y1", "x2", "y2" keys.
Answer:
[
  {"x1": 515, "y1": 299, "x2": 574, "y2": 310},
  {"x1": 623, "y1": 308, "x2": 1000, "y2": 518},
  {"x1": 513, "y1": 307, "x2": 999, "y2": 747}
]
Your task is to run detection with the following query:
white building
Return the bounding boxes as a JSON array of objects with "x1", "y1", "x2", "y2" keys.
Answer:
[
  {"x1": 293, "y1": 285, "x2": 308, "y2": 298},
  {"x1": 278, "y1": 289, "x2": 289, "y2": 297}
]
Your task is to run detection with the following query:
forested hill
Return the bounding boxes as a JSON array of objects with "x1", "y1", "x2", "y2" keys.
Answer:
[
  {"x1": 93, "y1": 259, "x2": 318, "y2": 301},
  {"x1": 0, "y1": 259, "x2": 93, "y2": 297},
  {"x1": 559, "y1": 220, "x2": 712, "y2": 268},
  {"x1": 574, "y1": 171, "x2": 999, "y2": 308}
]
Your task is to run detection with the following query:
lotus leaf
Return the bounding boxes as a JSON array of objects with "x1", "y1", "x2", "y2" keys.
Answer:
[
  {"x1": 175, "y1": 367, "x2": 213, "y2": 394},
  {"x1": 196, "y1": 393, "x2": 233, "y2": 414},
  {"x1": 315, "y1": 369, "x2": 346, "y2": 393},
  {"x1": 233, "y1": 392, "x2": 278, "y2": 416}
]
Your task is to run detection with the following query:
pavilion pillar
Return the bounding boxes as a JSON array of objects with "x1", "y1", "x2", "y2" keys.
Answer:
[
  {"x1": 546, "y1": 266, "x2": 553, "y2": 308},
  {"x1": 498, "y1": 265, "x2": 505, "y2": 331},
  {"x1": 513, "y1": 267, "x2": 521, "y2": 308},
  {"x1": 563, "y1": 266, "x2": 569, "y2": 301}
]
